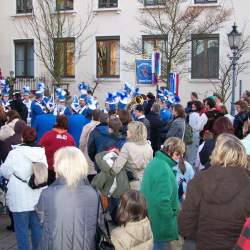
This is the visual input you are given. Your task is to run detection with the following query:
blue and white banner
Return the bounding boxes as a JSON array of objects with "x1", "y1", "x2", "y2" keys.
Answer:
[{"x1": 136, "y1": 59, "x2": 152, "y2": 84}]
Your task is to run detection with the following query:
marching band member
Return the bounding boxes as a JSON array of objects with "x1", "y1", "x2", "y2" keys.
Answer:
[
  {"x1": 30, "y1": 83, "x2": 46, "y2": 127},
  {"x1": 34, "y1": 97, "x2": 56, "y2": 142},
  {"x1": 54, "y1": 89, "x2": 71, "y2": 116},
  {"x1": 22, "y1": 86, "x2": 32, "y2": 125}
]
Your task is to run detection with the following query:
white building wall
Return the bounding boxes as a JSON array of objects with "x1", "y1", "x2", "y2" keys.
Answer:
[{"x1": 0, "y1": 0, "x2": 249, "y2": 106}]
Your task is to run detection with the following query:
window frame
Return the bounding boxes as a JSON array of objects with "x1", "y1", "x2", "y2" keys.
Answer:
[
  {"x1": 54, "y1": 37, "x2": 75, "y2": 78},
  {"x1": 191, "y1": 34, "x2": 220, "y2": 79},
  {"x1": 96, "y1": 36, "x2": 120, "y2": 78},
  {"x1": 144, "y1": 0, "x2": 166, "y2": 6},
  {"x1": 194, "y1": 0, "x2": 217, "y2": 4},
  {"x1": 16, "y1": 0, "x2": 33, "y2": 14},
  {"x1": 56, "y1": 0, "x2": 74, "y2": 11},
  {"x1": 98, "y1": 0, "x2": 118, "y2": 8},
  {"x1": 14, "y1": 39, "x2": 34, "y2": 78}
]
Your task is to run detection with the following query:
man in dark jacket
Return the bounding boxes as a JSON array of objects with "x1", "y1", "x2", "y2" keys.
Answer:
[
  {"x1": 144, "y1": 92, "x2": 156, "y2": 115},
  {"x1": 133, "y1": 104, "x2": 151, "y2": 140},
  {"x1": 146, "y1": 103, "x2": 167, "y2": 153},
  {"x1": 10, "y1": 93, "x2": 28, "y2": 123},
  {"x1": 234, "y1": 100, "x2": 249, "y2": 139}
]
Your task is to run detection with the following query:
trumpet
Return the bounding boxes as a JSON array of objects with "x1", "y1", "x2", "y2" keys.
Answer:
[{"x1": 128, "y1": 95, "x2": 145, "y2": 110}]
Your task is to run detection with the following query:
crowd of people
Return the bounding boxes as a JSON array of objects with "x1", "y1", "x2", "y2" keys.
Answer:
[{"x1": 0, "y1": 78, "x2": 250, "y2": 250}]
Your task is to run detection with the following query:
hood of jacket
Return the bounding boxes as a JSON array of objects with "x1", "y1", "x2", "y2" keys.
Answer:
[
  {"x1": 114, "y1": 218, "x2": 153, "y2": 248},
  {"x1": 124, "y1": 218, "x2": 152, "y2": 244},
  {"x1": 13, "y1": 144, "x2": 47, "y2": 164},
  {"x1": 201, "y1": 166, "x2": 250, "y2": 204}
]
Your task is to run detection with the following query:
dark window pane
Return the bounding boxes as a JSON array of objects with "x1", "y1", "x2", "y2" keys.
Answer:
[
  {"x1": 144, "y1": 0, "x2": 166, "y2": 6},
  {"x1": 16, "y1": 0, "x2": 32, "y2": 14},
  {"x1": 96, "y1": 38, "x2": 120, "y2": 78},
  {"x1": 194, "y1": 0, "x2": 217, "y2": 3},
  {"x1": 99, "y1": 0, "x2": 118, "y2": 8},
  {"x1": 192, "y1": 35, "x2": 219, "y2": 79},
  {"x1": 15, "y1": 40, "x2": 34, "y2": 78},
  {"x1": 56, "y1": 0, "x2": 74, "y2": 10},
  {"x1": 192, "y1": 39, "x2": 205, "y2": 78},
  {"x1": 208, "y1": 39, "x2": 219, "y2": 78}
]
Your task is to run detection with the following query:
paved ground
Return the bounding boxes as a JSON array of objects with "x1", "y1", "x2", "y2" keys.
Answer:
[
  {"x1": 0, "y1": 215, "x2": 17, "y2": 250},
  {"x1": 0, "y1": 214, "x2": 196, "y2": 250}
]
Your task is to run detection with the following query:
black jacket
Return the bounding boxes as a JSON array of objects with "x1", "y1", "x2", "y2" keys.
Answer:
[
  {"x1": 234, "y1": 111, "x2": 248, "y2": 139},
  {"x1": 146, "y1": 112, "x2": 167, "y2": 153},
  {"x1": 10, "y1": 99, "x2": 28, "y2": 123}
]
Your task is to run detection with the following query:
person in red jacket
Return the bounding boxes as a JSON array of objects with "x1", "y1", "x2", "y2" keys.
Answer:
[
  {"x1": 235, "y1": 218, "x2": 250, "y2": 250},
  {"x1": 38, "y1": 115, "x2": 75, "y2": 184}
]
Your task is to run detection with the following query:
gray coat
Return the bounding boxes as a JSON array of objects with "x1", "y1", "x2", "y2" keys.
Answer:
[
  {"x1": 36, "y1": 178, "x2": 98, "y2": 250},
  {"x1": 166, "y1": 117, "x2": 185, "y2": 139}
]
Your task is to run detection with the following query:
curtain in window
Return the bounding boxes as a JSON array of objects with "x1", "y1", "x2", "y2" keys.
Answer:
[
  {"x1": 66, "y1": 42, "x2": 75, "y2": 76},
  {"x1": 110, "y1": 40, "x2": 120, "y2": 76},
  {"x1": 97, "y1": 41, "x2": 108, "y2": 77}
]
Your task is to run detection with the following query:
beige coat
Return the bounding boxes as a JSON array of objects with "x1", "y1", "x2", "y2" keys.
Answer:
[
  {"x1": 111, "y1": 217, "x2": 153, "y2": 250},
  {"x1": 79, "y1": 120, "x2": 100, "y2": 175},
  {"x1": 0, "y1": 119, "x2": 19, "y2": 141},
  {"x1": 112, "y1": 141, "x2": 153, "y2": 190}
]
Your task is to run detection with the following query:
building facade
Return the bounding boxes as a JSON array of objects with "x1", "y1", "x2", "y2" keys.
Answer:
[{"x1": 0, "y1": 0, "x2": 249, "y2": 105}]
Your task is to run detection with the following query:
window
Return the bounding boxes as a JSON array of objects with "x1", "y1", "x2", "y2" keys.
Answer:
[
  {"x1": 144, "y1": 0, "x2": 166, "y2": 6},
  {"x1": 15, "y1": 40, "x2": 34, "y2": 78},
  {"x1": 98, "y1": 0, "x2": 118, "y2": 8},
  {"x1": 192, "y1": 34, "x2": 219, "y2": 79},
  {"x1": 54, "y1": 38, "x2": 75, "y2": 78},
  {"x1": 142, "y1": 35, "x2": 168, "y2": 75},
  {"x1": 96, "y1": 37, "x2": 120, "y2": 78},
  {"x1": 194, "y1": 0, "x2": 217, "y2": 3},
  {"x1": 56, "y1": 0, "x2": 73, "y2": 11},
  {"x1": 16, "y1": 0, "x2": 32, "y2": 14}
]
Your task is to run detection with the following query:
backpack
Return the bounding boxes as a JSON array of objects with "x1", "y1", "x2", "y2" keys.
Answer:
[{"x1": 183, "y1": 123, "x2": 193, "y2": 145}]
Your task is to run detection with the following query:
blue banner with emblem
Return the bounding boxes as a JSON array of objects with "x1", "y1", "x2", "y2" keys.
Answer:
[{"x1": 136, "y1": 59, "x2": 152, "y2": 84}]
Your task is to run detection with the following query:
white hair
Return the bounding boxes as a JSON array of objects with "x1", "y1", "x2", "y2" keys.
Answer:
[{"x1": 54, "y1": 147, "x2": 89, "y2": 186}]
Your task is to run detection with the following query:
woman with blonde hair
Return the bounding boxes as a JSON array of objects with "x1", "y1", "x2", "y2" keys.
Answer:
[
  {"x1": 111, "y1": 121, "x2": 153, "y2": 190},
  {"x1": 178, "y1": 133, "x2": 250, "y2": 250},
  {"x1": 36, "y1": 147, "x2": 99, "y2": 250}
]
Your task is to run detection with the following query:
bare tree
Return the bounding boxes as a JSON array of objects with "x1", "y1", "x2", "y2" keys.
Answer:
[
  {"x1": 213, "y1": 35, "x2": 250, "y2": 104},
  {"x1": 20, "y1": 0, "x2": 93, "y2": 86},
  {"x1": 122, "y1": 0, "x2": 231, "y2": 81}
]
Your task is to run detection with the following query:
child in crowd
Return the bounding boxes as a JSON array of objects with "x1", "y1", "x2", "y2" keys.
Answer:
[
  {"x1": 111, "y1": 190, "x2": 153, "y2": 250},
  {"x1": 173, "y1": 157, "x2": 195, "y2": 202}
]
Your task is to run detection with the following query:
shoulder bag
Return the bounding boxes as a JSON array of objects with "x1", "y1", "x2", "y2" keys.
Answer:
[{"x1": 95, "y1": 190, "x2": 115, "y2": 250}]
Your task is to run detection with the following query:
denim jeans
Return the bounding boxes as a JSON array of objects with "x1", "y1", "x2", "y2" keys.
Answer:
[
  {"x1": 153, "y1": 241, "x2": 170, "y2": 250},
  {"x1": 12, "y1": 211, "x2": 41, "y2": 250}
]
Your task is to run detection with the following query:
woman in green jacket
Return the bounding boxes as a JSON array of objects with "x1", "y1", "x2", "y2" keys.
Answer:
[{"x1": 141, "y1": 137, "x2": 185, "y2": 250}]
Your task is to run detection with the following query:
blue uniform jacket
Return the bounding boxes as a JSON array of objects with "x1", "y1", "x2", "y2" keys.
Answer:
[
  {"x1": 35, "y1": 114, "x2": 56, "y2": 142},
  {"x1": 31, "y1": 100, "x2": 45, "y2": 128},
  {"x1": 68, "y1": 114, "x2": 90, "y2": 147}
]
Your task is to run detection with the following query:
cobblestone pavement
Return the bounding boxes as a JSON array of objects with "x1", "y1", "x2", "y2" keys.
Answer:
[
  {"x1": 0, "y1": 214, "x2": 196, "y2": 250},
  {"x1": 0, "y1": 215, "x2": 17, "y2": 250}
]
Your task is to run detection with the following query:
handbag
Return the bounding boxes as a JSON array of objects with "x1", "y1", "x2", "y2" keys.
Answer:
[
  {"x1": 95, "y1": 190, "x2": 115, "y2": 250},
  {"x1": 14, "y1": 162, "x2": 48, "y2": 189}
]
